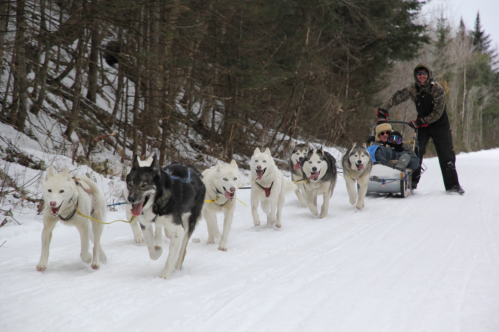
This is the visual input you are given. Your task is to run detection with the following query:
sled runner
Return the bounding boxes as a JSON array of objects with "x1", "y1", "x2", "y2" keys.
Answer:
[{"x1": 366, "y1": 121, "x2": 417, "y2": 198}]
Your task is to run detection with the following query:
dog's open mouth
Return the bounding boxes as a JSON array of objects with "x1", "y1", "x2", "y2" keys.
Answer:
[
  {"x1": 130, "y1": 196, "x2": 149, "y2": 216},
  {"x1": 293, "y1": 162, "x2": 301, "y2": 170},
  {"x1": 256, "y1": 168, "x2": 266, "y2": 180},
  {"x1": 309, "y1": 171, "x2": 320, "y2": 181},
  {"x1": 356, "y1": 164, "x2": 364, "y2": 171},
  {"x1": 224, "y1": 187, "x2": 235, "y2": 201},
  {"x1": 50, "y1": 202, "x2": 63, "y2": 216}
]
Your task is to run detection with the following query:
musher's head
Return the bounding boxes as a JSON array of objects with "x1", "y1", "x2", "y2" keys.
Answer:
[
  {"x1": 413, "y1": 63, "x2": 432, "y2": 86},
  {"x1": 375, "y1": 123, "x2": 393, "y2": 143}
]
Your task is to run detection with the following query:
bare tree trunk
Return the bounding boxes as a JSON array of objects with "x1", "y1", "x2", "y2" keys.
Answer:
[
  {"x1": 86, "y1": 0, "x2": 102, "y2": 103},
  {"x1": 11, "y1": 0, "x2": 28, "y2": 132},
  {"x1": 64, "y1": 37, "x2": 86, "y2": 140}
]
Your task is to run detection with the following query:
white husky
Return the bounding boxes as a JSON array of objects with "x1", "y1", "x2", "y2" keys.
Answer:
[
  {"x1": 250, "y1": 147, "x2": 296, "y2": 228},
  {"x1": 341, "y1": 143, "x2": 373, "y2": 210},
  {"x1": 124, "y1": 156, "x2": 168, "y2": 244},
  {"x1": 37, "y1": 166, "x2": 107, "y2": 271},
  {"x1": 202, "y1": 160, "x2": 242, "y2": 251}
]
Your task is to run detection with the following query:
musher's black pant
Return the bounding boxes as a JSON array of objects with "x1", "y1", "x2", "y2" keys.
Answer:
[{"x1": 413, "y1": 123, "x2": 460, "y2": 190}]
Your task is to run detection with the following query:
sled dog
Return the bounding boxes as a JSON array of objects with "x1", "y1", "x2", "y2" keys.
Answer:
[
  {"x1": 202, "y1": 160, "x2": 242, "y2": 251},
  {"x1": 126, "y1": 155, "x2": 205, "y2": 279},
  {"x1": 37, "y1": 166, "x2": 107, "y2": 271},
  {"x1": 301, "y1": 147, "x2": 337, "y2": 218},
  {"x1": 125, "y1": 156, "x2": 167, "y2": 244},
  {"x1": 289, "y1": 142, "x2": 309, "y2": 207},
  {"x1": 341, "y1": 143, "x2": 373, "y2": 210},
  {"x1": 250, "y1": 147, "x2": 296, "y2": 228}
]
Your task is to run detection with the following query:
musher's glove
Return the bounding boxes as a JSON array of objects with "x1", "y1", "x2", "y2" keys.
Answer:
[
  {"x1": 377, "y1": 108, "x2": 388, "y2": 118},
  {"x1": 409, "y1": 117, "x2": 429, "y2": 130},
  {"x1": 366, "y1": 136, "x2": 375, "y2": 144}
]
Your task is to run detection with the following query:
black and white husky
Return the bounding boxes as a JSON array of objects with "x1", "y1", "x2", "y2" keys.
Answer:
[
  {"x1": 341, "y1": 143, "x2": 373, "y2": 210},
  {"x1": 301, "y1": 147, "x2": 337, "y2": 218},
  {"x1": 289, "y1": 143, "x2": 310, "y2": 207},
  {"x1": 126, "y1": 155, "x2": 205, "y2": 279}
]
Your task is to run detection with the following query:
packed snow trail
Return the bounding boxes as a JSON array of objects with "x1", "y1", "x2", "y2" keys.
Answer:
[{"x1": 1, "y1": 150, "x2": 499, "y2": 332}]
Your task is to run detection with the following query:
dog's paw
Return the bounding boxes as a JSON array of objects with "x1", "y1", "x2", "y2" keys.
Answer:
[
  {"x1": 150, "y1": 245, "x2": 163, "y2": 260},
  {"x1": 36, "y1": 264, "x2": 47, "y2": 272},
  {"x1": 356, "y1": 205, "x2": 364, "y2": 211},
  {"x1": 218, "y1": 246, "x2": 227, "y2": 251},
  {"x1": 207, "y1": 236, "x2": 215, "y2": 244},
  {"x1": 91, "y1": 263, "x2": 100, "y2": 270},
  {"x1": 81, "y1": 252, "x2": 92, "y2": 264},
  {"x1": 275, "y1": 223, "x2": 282, "y2": 229},
  {"x1": 134, "y1": 234, "x2": 144, "y2": 244},
  {"x1": 254, "y1": 220, "x2": 261, "y2": 227},
  {"x1": 349, "y1": 198, "x2": 356, "y2": 205}
]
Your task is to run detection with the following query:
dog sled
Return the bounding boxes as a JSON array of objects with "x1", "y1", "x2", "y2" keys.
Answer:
[{"x1": 366, "y1": 121, "x2": 417, "y2": 198}]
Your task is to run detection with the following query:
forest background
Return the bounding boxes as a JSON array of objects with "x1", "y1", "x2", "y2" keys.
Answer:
[{"x1": 0, "y1": 0, "x2": 498, "y2": 176}]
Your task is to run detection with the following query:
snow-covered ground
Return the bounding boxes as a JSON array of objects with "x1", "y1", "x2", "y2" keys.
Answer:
[{"x1": 1, "y1": 148, "x2": 499, "y2": 332}]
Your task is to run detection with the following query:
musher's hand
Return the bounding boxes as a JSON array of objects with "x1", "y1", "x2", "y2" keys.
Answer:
[{"x1": 409, "y1": 117, "x2": 428, "y2": 130}]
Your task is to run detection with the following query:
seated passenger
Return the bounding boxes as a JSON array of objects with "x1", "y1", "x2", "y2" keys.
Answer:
[{"x1": 366, "y1": 124, "x2": 420, "y2": 170}]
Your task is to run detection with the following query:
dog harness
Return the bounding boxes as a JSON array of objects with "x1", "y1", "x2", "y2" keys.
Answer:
[
  {"x1": 255, "y1": 181, "x2": 274, "y2": 197},
  {"x1": 57, "y1": 179, "x2": 95, "y2": 221},
  {"x1": 164, "y1": 169, "x2": 191, "y2": 183}
]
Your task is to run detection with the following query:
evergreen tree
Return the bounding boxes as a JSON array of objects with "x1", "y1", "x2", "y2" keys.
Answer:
[{"x1": 472, "y1": 12, "x2": 492, "y2": 54}]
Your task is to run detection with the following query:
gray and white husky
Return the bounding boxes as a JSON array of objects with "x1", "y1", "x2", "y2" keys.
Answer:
[
  {"x1": 124, "y1": 156, "x2": 168, "y2": 244},
  {"x1": 37, "y1": 166, "x2": 107, "y2": 271},
  {"x1": 126, "y1": 155, "x2": 205, "y2": 279},
  {"x1": 202, "y1": 160, "x2": 242, "y2": 251},
  {"x1": 341, "y1": 143, "x2": 373, "y2": 210},
  {"x1": 250, "y1": 147, "x2": 296, "y2": 228},
  {"x1": 301, "y1": 147, "x2": 337, "y2": 218},
  {"x1": 289, "y1": 143, "x2": 310, "y2": 207}
]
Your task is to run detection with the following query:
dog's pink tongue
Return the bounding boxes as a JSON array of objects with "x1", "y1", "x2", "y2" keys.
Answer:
[
  {"x1": 357, "y1": 164, "x2": 364, "y2": 170},
  {"x1": 131, "y1": 200, "x2": 144, "y2": 216},
  {"x1": 256, "y1": 170, "x2": 264, "y2": 180},
  {"x1": 293, "y1": 162, "x2": 301, "y2": 170},
  {"x1": 51, "y1": 207, "x2": 60, "y2": 215},
  {"x1": 224, "y1": 190, "x2": 234, "y2": 201},
  {"x1": 310, "y1": 172, "x2": 319, "y2": 180}
]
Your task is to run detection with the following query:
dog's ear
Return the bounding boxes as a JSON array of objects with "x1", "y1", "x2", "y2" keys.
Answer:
[
  {"x1": 45, "y1": 165, "x2": 55, "y2": 180},
  {"x1": 145, "y1": 156, "x2": 153, "y2": 166},
  {"x1": 254, "y1": 147, "x2": 261, "y2": 155},
  {"x1": 62, "y1": 167, "x2": 69, "y2": 177},
  {"x1": 352, "y1": 142, "x2": 357, "y2": 149},
  {"x1": 216, "y1": 160, "x2": 223, "y2": 172},
  {"x1": 150, "y1": 154, "x2": 161, "y2": 176},
  {"x1": 230, "y1": 159, "x2": 238, "y2": 168},
  {"x1": 264, "y1": 147, "x2": 271, "y2": 156},
  {"x1": 318, "y1": 146, "x2": 324, "y2": 154},
  {"x1": 362, "y1": 143, "x2": 367, "y2": 149},
  {"x1": 132, "y1": 155, "x2": 140, "y2": 170}
]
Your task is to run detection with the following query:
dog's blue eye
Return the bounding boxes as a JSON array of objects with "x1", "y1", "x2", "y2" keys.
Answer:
[
  {"x1": 48, "y1": 189, "x2": 52, "y2": 192},
  {"x1": 317, "y1": 161, "x2": 321, "y2": 163},
  {"x1": 255, "y1": 160, "x2": 258, "y2": 162},
  {"x1": 233, "y1": 177, "x2": 237, "y2": 181},
  {"x1": 223, "y1": 178, "x2": 228, "y2": 181},
  {"x1": 263, "y1": 160, "x2": 266, "y2": 163},
  {"x1": 309, "y1": 161, "x2": 312, "y2": 164},
  {"x1": 59, "y1": 190, "x2": 64, "y2": 193}
]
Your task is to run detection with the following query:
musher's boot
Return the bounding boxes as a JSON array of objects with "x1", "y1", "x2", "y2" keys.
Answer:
[{"x1": 446, "y1": 185, "x2": 465, "y2": 195}]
